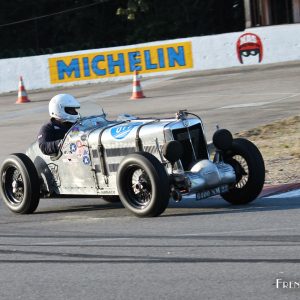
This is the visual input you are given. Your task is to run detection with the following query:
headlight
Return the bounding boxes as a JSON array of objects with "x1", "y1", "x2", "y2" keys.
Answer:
[
  {"x1": 212, "y1": 129, "x2": 233, "y2": 151},
  {"x1": 162, "y1": 140, "x2": 183, "y2": 164}
]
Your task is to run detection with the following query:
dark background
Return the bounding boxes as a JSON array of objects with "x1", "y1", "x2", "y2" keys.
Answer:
[{"x1": 0, "y1": 0, "x2": 245, "y2": 59}]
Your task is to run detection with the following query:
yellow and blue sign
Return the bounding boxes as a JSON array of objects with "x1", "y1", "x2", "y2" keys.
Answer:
[{"x1": 48, "y1": 42, "x2": 193, "y2": 84}]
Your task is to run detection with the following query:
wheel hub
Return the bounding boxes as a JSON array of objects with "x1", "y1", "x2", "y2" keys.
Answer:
[
  {"x1": 129, "y1": 168, "x2": 152, "y2": 207},
  {"x1": 4, "y1": 168, "x2": 24, "y2": 204},
  {"x1": 12, "y1": 180, "x2": 19, "y2": 193}
]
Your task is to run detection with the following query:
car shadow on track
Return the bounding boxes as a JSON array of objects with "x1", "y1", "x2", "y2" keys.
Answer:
[
  {"x1": 34, "y1": 201, "x2": 124, "y2": 215},
  {"x1": 2, "y1": 196, "x2": 298, "y2": 218}
]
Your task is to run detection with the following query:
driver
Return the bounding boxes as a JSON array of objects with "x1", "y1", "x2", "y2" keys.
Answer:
[{"x1": 38, "y1": 94, "x2": 80, "y2": 155}]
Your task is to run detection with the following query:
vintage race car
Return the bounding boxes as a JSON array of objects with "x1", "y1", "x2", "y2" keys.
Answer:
[{"x1": 0, "y1": 109, "x2": 265, "y2": 217}]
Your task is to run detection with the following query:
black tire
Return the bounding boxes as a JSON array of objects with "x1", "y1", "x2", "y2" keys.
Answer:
[
  {"x1": 0, "y1": 153, "x2": 40, "y2": 214},
  {"x1": 102, "y1": 196, "x2": 121, "y2": 203},
  {"x1": 117, "y1": 152, "x2": 170, "y2": 217},
  {"x1": 221, "y1": 138, "x2": 265, "y2": 205}
]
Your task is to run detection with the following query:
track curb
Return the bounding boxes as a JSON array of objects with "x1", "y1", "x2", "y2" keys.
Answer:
[{"x1": 260, "y1": 183, "x2": 300, "y2": 198}]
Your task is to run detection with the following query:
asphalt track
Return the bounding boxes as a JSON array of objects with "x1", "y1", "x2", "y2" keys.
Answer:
[{"x1": 0, "y1": 61, "x2": 300, "y2": 299}]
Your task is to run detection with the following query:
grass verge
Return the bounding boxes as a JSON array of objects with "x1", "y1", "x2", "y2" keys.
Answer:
[{"x1": 234, "y1": 115, "x2": 300, "y2": 184}]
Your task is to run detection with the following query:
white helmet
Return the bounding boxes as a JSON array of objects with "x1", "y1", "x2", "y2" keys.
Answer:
[{"x1": 49, "y1": 94, "x2": 80, "y2": 123}]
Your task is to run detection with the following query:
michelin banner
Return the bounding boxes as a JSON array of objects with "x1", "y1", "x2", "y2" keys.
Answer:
[{"x1": 48, "y1": 42, "x2": 193, "y2": 84}]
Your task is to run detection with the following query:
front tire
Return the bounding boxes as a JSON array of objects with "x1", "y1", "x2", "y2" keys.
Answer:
[
  {"x1": 117, "y1": 152, "x2": 170, "y2": 217},
  {"x1": 221, "y1": 138, "x2": 265, "y2": 205},
  {"x1": 0, "y1": 153, "x2": 40, "y2": 213}
]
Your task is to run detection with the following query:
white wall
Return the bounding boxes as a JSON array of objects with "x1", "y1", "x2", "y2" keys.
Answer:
[{"x1": 0, "y1": 24, "x2": 299, "y2": 94}]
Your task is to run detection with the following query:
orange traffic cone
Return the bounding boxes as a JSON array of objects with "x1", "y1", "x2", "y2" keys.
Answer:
[
  {"x1": 130, "y1": 70, "x2": 145, "y2": 100},
  {"x1": 16, "y1": 76, "x2": 30, "y2": 104}
]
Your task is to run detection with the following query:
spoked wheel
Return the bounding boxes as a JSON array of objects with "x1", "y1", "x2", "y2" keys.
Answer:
[
  {"x1": 221, "y1": 138, "x2": 265, "y2": 205},
  {"x1": 117, "y1": 152, "x2": 170, "y2": 217},
  {"x1": 4, "y1": 167, "x2": 25, "y2": 206},
  {"x1": 127, "y1": 167, "x2": 152, "y2": 209},
  {"x1": 0, "y1": 153, "x2": 40, "y2": 214},
  {"x1": 229, "y1": 155, "x2": 249, "y2": 189}
]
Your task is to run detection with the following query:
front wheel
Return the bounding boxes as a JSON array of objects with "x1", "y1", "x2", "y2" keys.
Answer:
[
  {"x1": 0, "y1": 153, "x2": 40, "y2": 214},
  {"x1": 117, "y1": 152, "x2": 170, "y2": 217},
  {"x1": 221, "y1": 138, "x2": 265, "y2": 205}
]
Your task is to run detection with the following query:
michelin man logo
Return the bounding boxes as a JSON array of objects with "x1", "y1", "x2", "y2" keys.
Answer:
[
  {"x1": 236, "y1": 33, "x2": 263, "y2": 64},
  {"x1": 111, "y1": 122, "x2": 143, "y2": 140}
]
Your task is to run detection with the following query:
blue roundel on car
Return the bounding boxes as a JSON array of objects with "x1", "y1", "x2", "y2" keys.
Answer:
[{"x1": 111, "y1": 122, "x2": 143, "y2": 140}]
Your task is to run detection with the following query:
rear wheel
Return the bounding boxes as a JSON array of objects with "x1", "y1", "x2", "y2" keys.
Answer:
[
  {"x1": 221, "y1": 138, "x2": 265, "y2": 205},
  {"x1": 0, "y1": 153, "x2": 40, "y2": 214},
  {"x1": 117, "y1": 152, "x2": 170, "y2": 217}
]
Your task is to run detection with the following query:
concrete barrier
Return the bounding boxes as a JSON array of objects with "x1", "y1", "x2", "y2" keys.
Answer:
[{"x1": 0, "y1": 24, "x2": 299, "y2": 93}]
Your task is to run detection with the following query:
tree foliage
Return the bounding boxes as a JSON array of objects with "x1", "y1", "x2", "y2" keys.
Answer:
[{"x1": 0, "y1": 0, "x2": 245, "y2": 59}]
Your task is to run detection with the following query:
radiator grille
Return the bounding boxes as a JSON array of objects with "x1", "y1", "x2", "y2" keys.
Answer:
[{"x1": 172, "y1": 123, "x2": 208, "y2": 170}]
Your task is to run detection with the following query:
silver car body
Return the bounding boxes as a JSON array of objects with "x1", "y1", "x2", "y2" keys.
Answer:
[{"x1": 26, "y1": 112, "x2": 236, "y2": 199}]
